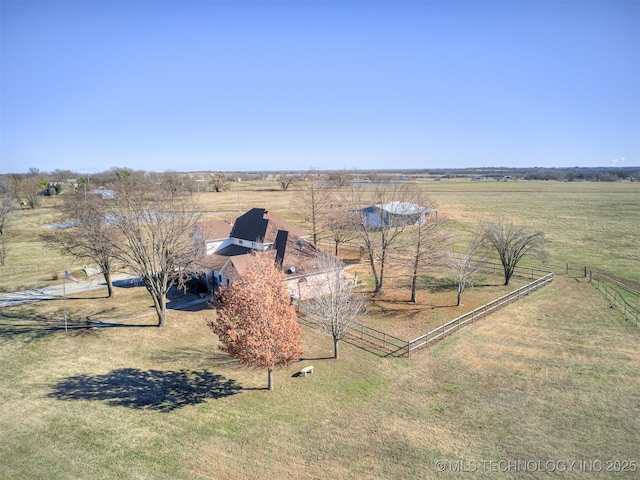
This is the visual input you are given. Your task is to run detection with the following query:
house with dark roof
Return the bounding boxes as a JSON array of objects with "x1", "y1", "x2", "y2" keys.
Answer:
[
  {"x1": 198, "y1": 208, "x2": 320, "y2": 295},
  {"x1": 193, "y1": 220, "x2": 234, "y2": 255}
]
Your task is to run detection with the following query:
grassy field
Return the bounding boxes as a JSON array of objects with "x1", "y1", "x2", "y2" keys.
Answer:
[
  {"x1": 1, "y1": 178, "x2": 639, "y2": 478},
  {"x1": 421, "y1": 180, "x2": 640, "y2": 283},
  {"x1": 1, "y1": 276, "x2": 638, "y2": 479},
  {"x1": 2, "y1": 179, "x2": 639, "y2": 291}
]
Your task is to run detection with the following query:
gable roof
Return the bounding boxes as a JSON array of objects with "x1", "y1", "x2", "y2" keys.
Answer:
[
  {"x1": 230, "y1": 208, "x2": 308, "y2": 243},
  {"x1": 223, "y1": 238, "x2": 318, "y2": 278},
  {"x1": 228, "y1": 254, "x2": 258, "y2": 277},
  {"x1": 195, "y1": 220, "x2": 233, "y2": 242},
  {"x1": 200, "y1": 207, "x2": 324, "y2": 280}
]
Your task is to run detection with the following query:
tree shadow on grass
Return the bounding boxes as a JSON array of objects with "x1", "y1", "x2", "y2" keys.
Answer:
[
  {"x1": 62, "y1": 295, "x2": 107, "y2": 301},
  {"x1": 341, "y1": 334, "x2": 406, "y2": 358},
  {"x1": 0, "y1": 308, "x2": 156, "y2": 342},
  {"x1": 150, "y1": 349, "x2": 246, "y2": 371},
  {"x1": 49, "y1": 368, "x2": 242, "y2": 412},
  {"x1": 368, "y1": 299, "x2": 456, "y2": 320},
  {"x1": 112, "y1": 278, "x2": 144, "y2": 288},
  {"x1": 0, "y1": 310, "x2": 96, "y2": 342}
]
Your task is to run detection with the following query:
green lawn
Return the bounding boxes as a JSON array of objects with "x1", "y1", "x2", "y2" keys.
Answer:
[
  {"x1": 1, "y1": 276, "x2": 638, "y2": 479},
  {"x1": 1, "y1": 178, "x2": 639, "y2": 478},
  {"x1": 2, "y1": 179, "x2": 639, "y2": 291},
  {"x1": 423, "y1": 179, "x2": 640, "y2": 284}
]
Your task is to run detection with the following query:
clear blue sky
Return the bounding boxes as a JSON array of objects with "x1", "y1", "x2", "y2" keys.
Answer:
[{"x1": 1, "y1": 0, "x2": 638, "y2": 174}]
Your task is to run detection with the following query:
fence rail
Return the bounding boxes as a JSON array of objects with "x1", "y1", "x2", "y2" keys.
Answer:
[
  {"x1": 298, "y1": 312, "x2": 409, "y2": 357},
  {"x1": 564, "y1": 263, "x2": 640, "y2": 330},
  {"x1": 406, "y1": 273, "x2": 554, "y2": 356},
  {"x1": 598, "y1": 283, "x2": 639, "y2": 328},
  {"x1": 347, "y1": 323, "x2": 409, "y2": 356},
  {"x1": 300, "y1": 267, "x2": 555, "y2": 358},
  {"x1": 524, "y1": 262, "x2": 639, "y2": 330},
  {"x1": 464, "y1": 258, "x2": 551, "y2": 280},
  {"x1": 301, "y1": 257, "x2": 638, "y2": 358}
]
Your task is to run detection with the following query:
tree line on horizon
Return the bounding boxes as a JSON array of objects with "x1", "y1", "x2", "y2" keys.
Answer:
[{"x1": 0, "y1": 165, "x2": 637, "y2": 197}]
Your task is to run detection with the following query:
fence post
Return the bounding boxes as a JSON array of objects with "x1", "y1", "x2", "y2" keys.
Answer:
[
  {"x1": 584, "y1": 266, "x2": 587, "y2": 278},
  {"x1": 589, "y1": 270, "x2": 592, "y2": 283},
  {"x1": 566, "y1": 263, "x2": 569, "y2": 274},
  {"x1": 407, "y1": 341, "x2": 410, "y2": 358}
]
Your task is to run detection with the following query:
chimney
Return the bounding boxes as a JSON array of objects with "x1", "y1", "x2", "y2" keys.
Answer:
[{"x1": 274, "y1": 230, "x2": 288, "y2": 270}]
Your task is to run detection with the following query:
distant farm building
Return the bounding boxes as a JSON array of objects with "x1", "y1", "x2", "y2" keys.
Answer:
[{"x1": 355, "y1": 202, "x2": 437, "y2": 230}]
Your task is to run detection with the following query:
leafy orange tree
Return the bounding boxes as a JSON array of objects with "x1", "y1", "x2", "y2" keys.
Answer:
[{"x1": 209, "y1": 253, "x2": 303, "y2": 390}]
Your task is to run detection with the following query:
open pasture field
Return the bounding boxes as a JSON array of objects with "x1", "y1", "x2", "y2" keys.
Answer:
[
  {"x1": 421, "y1": 180, "x2": 640, "y2": 284},
  {"x1": 1, "y1": 276, "x2": 639, "y2": 479},
  {"x1": 1, "y1": 178, "x2": 638, "y2": 291},
  {"x1": 198, "y1": 178, "x2": 640, "y2": 284},
  {"x1": 1, "y1": 178, "x2": 639, "y2": 478}
]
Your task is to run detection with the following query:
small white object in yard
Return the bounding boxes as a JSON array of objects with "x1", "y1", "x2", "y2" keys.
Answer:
[{"x1": 300, "y1": 366, "x2": 314, "y2": 377}]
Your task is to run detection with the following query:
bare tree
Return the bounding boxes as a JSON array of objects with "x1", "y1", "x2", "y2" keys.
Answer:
[
  {"x1": 9, "y1": 177, "x2": 22, "y2": 204},
  {"x1": 349, "y1": 183, "x2": 421, "y2": 293},
  {"x1": 11, "y1": 176, "x2": 42, "y2": 209},
  {"x1": 41, "y1": 193, "x2": 119, "y2": 297},
  {"x1": 209, "y1": 253, "x2": 303, "y2": 390},
  {"x1": 278, "y1": 173, "x2": 295, "y2": 191},
  {"x1": 324, "y1": 206, "x2": 357, "y2": 257},
  {"x1": 161, "y1": 171, "x2": 190, "y2": 196},
  {"x1": 299, "y1": 252, "x2": 366, "y2": 359},
  {"x1": 0, "y1": 195, "x2": 13, "y2": 236},
  {"x1": 483, "y1": 220, "x2": 546, "y2": 286},
  {"x1": 0, "y1": 236, "x2": 8, "y2": 266},
  {"x1": 367, "y1": 170, "x2": 392, "y2": 183},
  {"x1": 211, "y1": 173, "x2": 228, "y2": 193},
  {"x1": 296, "y1": 171, "x2": 329, "y2": 246},
  {"x1": 403, "y1": 196, "x2": 448, "y2": 303},
  {"x1": 107, "y1": 181, "x2": 203, "y2": 326},
  {"x1": 328, "y1": 169, "x2": 351, "y2": 188},
  {"x1": 449, "y1": 232, "x2": 487, "y2": 306},
  {"x1": 0, "y1": 195, "x2": 14, "y2": 264}
]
